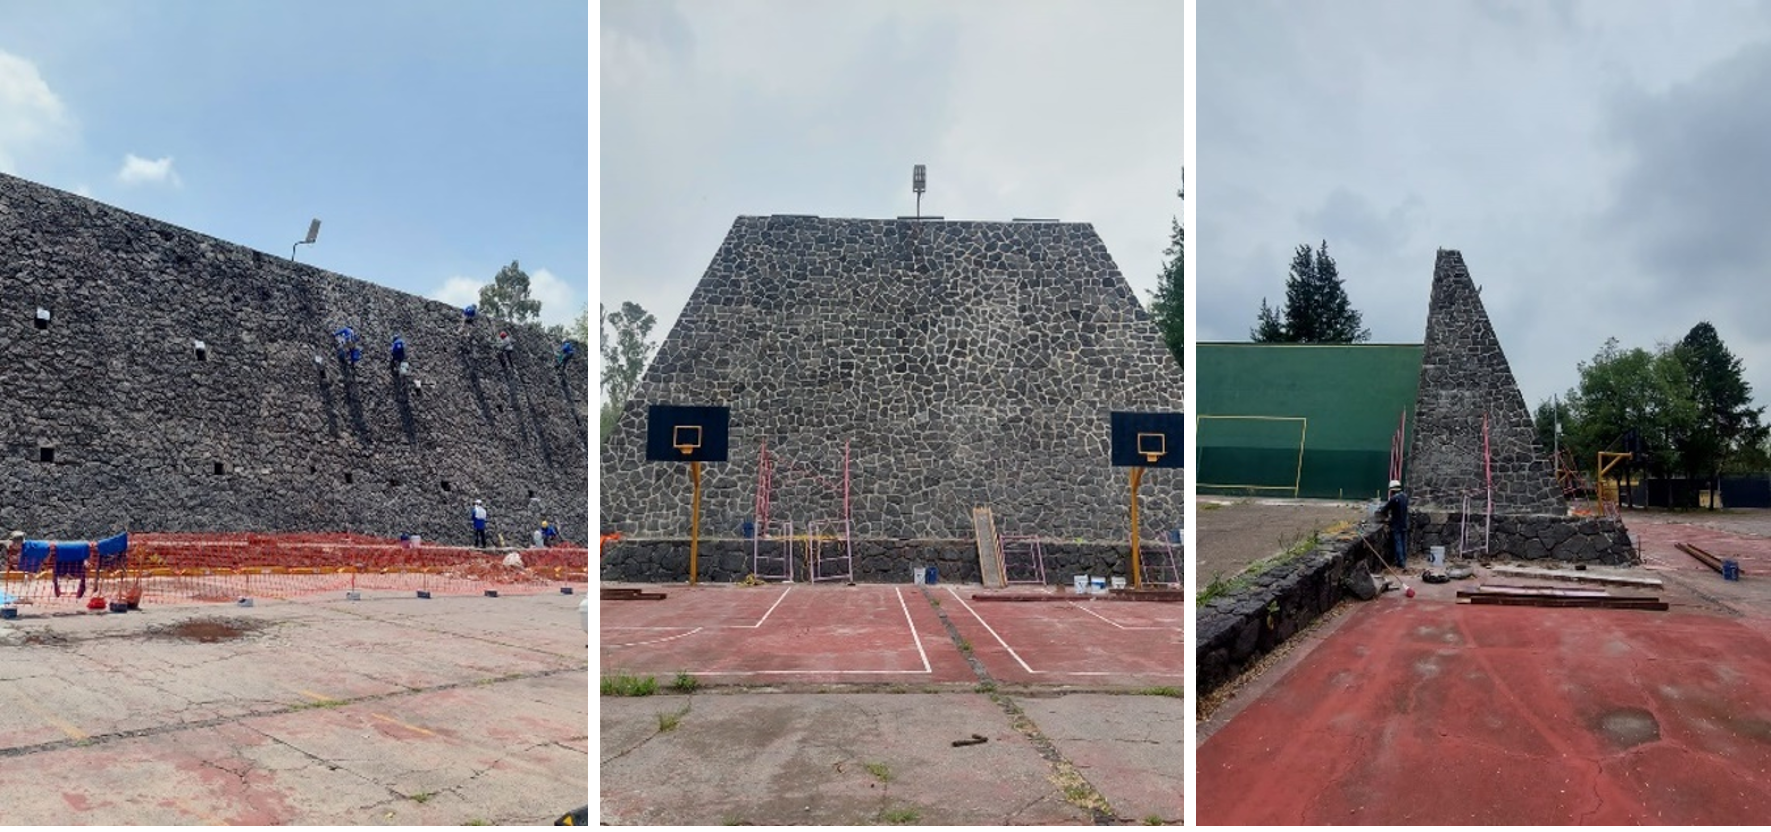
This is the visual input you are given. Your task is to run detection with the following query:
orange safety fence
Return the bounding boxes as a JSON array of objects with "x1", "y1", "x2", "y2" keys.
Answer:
[{"x1": 0, "y1": 531, "x2": 590, "y2": 615}]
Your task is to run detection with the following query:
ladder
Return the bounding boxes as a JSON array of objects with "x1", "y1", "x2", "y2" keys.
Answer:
[
  {"x1": 751, "y1": 520, "x2": 795, "y2": 582},
  {"x1": 806, "y1": 518, "x2": 853, "y2": 583},
  {"x1": 998, "y1": 534, "x2": 1047, "y2": 586},
  {"x1": 972, "y1": 508, "x2": 1005, "y2": 588},
  {"x1": 1144, "y1": 529, "x2": 1183, "y2": 587}
]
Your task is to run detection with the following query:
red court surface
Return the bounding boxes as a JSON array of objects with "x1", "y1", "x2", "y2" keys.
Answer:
[
  {"x1": 599, "y1": 583, "x2": 1183, "y2": 688},
  {"x1": 1198, "y1": 547, "x2": 1771, "y2": 824}
]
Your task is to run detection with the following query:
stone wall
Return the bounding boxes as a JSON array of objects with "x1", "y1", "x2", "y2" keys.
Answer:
[
  {"x1": 1197, "y1": 523, "x2": 1374, "y2": 696},
  {"x1": 600, "y1": 216, "x2": 1186, "y2": 581},
  {"x1": 1407, "y1": 511, "x2": 1637, "y2": 565},
  {"x1": 1407, "y1": 250, "x2": 1562, "y2": 513},
  {"x1": 600, "y1": 537, "x2": 1168, "y2": 586},
  {"x1": 0, "y1": 173, "x2": 589, "y2": 543}
]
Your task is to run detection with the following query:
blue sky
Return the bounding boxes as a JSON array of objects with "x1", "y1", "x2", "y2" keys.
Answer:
[
  {"x1": 600, "y1": 0, "x2": 1185, "y2": 354},
  {"x1": 0, "y1": 0, "x2": 588, "y2": 328}
]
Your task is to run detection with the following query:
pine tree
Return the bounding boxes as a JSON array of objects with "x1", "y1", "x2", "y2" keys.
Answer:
[
  {"x1": 1250, "y1": 240, "x2": 1369, "y2": 343},
  {"x1": 1146, "y1": 186, "x2": 1184, "y2": 366}
]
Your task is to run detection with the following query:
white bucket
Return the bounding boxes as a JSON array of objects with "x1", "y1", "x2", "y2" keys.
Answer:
[
  {"x1": 579, "y1": 598, "x2": 589, "y2": 633},
  {"x1": 1429, "y1": 545, "x2": 1446, "y2": 567},
  {"x1": 912, "y1": 565, "x2": 925, "y2": 585},
  {"x1": 1072, "y1": 575, "x2": 1088, "y2": 594},
  {"x1": 1110, "y1": 577, "x2": 1128, "y2": 590},
  {"x1": 1090, "y1": 576, "x2": 1108, "y2": 594}
]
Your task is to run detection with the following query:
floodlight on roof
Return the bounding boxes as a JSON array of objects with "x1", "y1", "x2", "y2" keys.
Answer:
[
  {"x1": 291, "y1": 218, "x2": 322, "y2": 262},
  {"x1": 912, "y1": 164, "x2": 927, "y2": 219}
]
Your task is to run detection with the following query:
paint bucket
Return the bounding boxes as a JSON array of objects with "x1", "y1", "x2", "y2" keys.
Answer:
[
  {"x1": 1073, "y1": 575, "x2": 1088, "y2": 594},
  {"x1": 0, "y1": 607, "x2": 17, "y2": 620},
  {"x1": 1429, "y1": 546, "x2": 1446, "y2": 568},
  {"x1": 925, "y1": 567, "x2": 938, "y2": 585},
  {"x1": 1111, "y1": 577, "x2": 1127, "y2": 590},
  {"x1": 1090, "y1": 576, "x2": 1107, "y2": 594},
  {"x1": 912, "y1": 565, "x2": 925, "y2": 585},
  {"x1": 1725, "y1": 559, "x2": 1741, "y2": 581},
  {"x1": 416, "y1": 590, "x2": 431, "y2": 599},
  {"x1": 560, "y1": 586, "x2": 575, "y2": 595}
]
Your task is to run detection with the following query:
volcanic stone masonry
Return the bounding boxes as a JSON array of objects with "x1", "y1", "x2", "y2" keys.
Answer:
[
  {"x1": 600, "y1": 215, "x2": 1186, "y2": 583},
  {"x1": 0, "y1": 173, "x2": 588, "y2": 543},
  {"x1": 1404, "y1": 248, "x2": 1633, "y2": 564}
]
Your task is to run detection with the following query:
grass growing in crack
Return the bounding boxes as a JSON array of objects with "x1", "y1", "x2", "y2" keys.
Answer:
[
  {"x1": 879, "y1": 807, "x2": 919, "y2": 824},
  {"x1": 671, "y1": 671, "x2": 700, "y2": 693},
  {"x1": 601, "y1": 672, "x2": 657, "y2": 697},
  {"x1": 720, "y1": 814, "x2": 747, "y2": 825},
  {"x1": 410, "y1": 792, "x2": 435, "y2": 804},
  {"x1": 1142, "y1": 814, "x2": 1166, "y2": 825},
  {"x1": 464, "y1": 819, "x2": 491, "y2": 826},
  {"x1": 292, "y1": 697, "x2": 347, "y2": 710},
  {"x1": 657, "y1": 703, "x2": 690, "y2": 732},
  {"x1": 1136, "y1": 686, "x2": 1182, "y2": 698},
  {"x1": 974, "y1": 681, "x2": 997, "y2": 693},
  {"x1": 956, "y1": 637, "x2": 974, "y2": 655},
  {"x1": 864, "y1": 761, "x2": 893, "y2": 783}
]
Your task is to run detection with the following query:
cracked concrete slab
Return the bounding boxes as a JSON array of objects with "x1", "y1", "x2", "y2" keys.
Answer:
[
  {"x1": 601, "y1": 692, "x2": 1115, "y2": 826},
  {"x1": 0, "y1": 591, "x2": 588, "y2": 825},
  {"x1": 1016, "y1": 692, "x2": 1185, "y2": 823}
]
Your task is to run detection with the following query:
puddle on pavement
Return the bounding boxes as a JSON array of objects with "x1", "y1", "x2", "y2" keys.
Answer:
[{"x1": 1595, "y1": 707, "x2": 1660, "y2": 748}]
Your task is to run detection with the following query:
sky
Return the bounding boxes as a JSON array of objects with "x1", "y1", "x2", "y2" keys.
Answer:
[
  {"x1": 600, "y1": 0, "x2": 1185, "y2": 362},
  {"x1": 0, "y1": 0, "x2": 588, "y2": 329},
  {"x1": 1200, "y1": 0, "x2": 1771, "y2": 415}
]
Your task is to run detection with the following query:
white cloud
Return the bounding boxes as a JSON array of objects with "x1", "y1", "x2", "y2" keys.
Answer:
[
  {"x1": 430, "y1": 276, "x2": 484, "y2": 309},
  {"x1": 0, "y1": 49, "x2": 71, "y2": 174},
  {"x1": 429, "y1": 269, "x2": 582, "y2": 328},
  {"x1": 530, "y1": 267, "x2": 583, "y2": 328},
  {"x1": 115, "y1": 153, "x2": 181, "y2": 187}
]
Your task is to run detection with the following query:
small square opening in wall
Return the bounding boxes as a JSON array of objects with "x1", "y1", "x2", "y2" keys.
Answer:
[
  {"x1": 38, "y1": 446, "x2": 54, "y2": 463},
  {"x1": 212, "y1": 462, "x2": 224, "y2": 475},
  {"x1": 194, "y1": 339, "x2": 208, "y2": 361},
  {"x1": 344, "y1": 472, "x2": 354, "y2": 484},
  {"x1": 441, "y1": 480, "x2": 452, "y2": 492},
  {"x1": 34, "y1": 308, "x2": 50, "y2": 330}
]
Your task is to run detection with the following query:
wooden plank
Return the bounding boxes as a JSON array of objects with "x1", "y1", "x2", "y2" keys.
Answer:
[
  {"x1": 1488, "y1": 565, "x2": 1663, "y2": 589},
  {"x1": 972, "y1": 507, "x2": 1006, "y2": 590},
  {"x1": 970, "y1": 593, "x2": 1074, "y2": 602},
  {"x1": 1467, "y1": 584, "x2": 1612, "y2": 598},
  {"x1": 1461, "y1": 594, "x2": 1665, "y2": 611}
]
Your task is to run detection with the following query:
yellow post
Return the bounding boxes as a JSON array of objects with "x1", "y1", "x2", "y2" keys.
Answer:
[
  {"x1": 1129, "y1": 467, "x2": 1144, "y2": 590},
  {"x1": 689, "y1": 461, "x2": 702, "y2": 587}
]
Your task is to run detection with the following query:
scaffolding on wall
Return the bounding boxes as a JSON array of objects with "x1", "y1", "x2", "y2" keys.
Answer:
[{"x1": 750, "y1": 439, "x2": 854, "y2": 583}]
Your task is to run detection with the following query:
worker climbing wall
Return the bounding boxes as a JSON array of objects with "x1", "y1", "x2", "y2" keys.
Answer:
[
  {"x1": 600, "y1": 215, "x2": 1185, "y2": 582},
  {"x1": 1407, "y1": 249, "x2": 1564, "y2": 514},
  {"x1": 0, "y1": 173, "x2": 588, "y2": 543}
]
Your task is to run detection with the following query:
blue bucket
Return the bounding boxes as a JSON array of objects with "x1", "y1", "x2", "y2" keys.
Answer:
[
  {"x1": 924, "y1": 566, "x2": 937, "y2": 585},
  {"x1": 1724, "y1": 559, "x2": 1741, "y2": 581}
]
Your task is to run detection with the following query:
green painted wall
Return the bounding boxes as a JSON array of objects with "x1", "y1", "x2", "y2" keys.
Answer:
[{"x1": 1197, "y1": 343, "x2": 1422, "y2": 501}]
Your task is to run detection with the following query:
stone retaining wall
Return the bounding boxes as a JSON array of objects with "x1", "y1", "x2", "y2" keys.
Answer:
[
  {"x1": 600, "y1": 537, "x2": 1179, "y2": 586},
  {"x1": 1407, "y1": 511, "x2": 1637, "y2": 565}
]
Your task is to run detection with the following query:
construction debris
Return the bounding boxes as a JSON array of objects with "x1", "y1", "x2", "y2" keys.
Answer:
[
  {"x1": 1456, "y1": 585, "x2": 1666, "y2": 611},
  {"x1": 601, "y1": 587, "x2": 667, "y2": 601},
  {"x1": 1675, "y1": 542, "x2": 1742, "y2": 579},
  {"x1": 1488, "y1": 564, "x2": 1662, "y2": 588}
]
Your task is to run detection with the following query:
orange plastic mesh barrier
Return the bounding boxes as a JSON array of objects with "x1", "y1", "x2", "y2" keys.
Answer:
[{"x1": 0, "y1": 531, "x2": 589, "y2": 614}]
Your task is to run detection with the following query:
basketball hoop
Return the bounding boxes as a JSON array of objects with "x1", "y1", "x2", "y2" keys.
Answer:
[
  {"x1": 1137, "y1": 433, "x2": 1166, "y2": 465},
  {"x1": 673, "y1": 425, "x2": 703, "y2": 456}
]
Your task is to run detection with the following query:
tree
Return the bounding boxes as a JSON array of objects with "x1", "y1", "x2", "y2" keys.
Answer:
[
  {"x1": 600, "y1": 301, "x2": 657, "y2": 441},
  {"x1": 1674, "y1": 322, "x2": 1766, "y2": 501},
  {"x1": 1562, "y1": 338, "x2": 1700, "y2": 484},
  {"x1": 1146, "y1": 186, "x2": 1184, "y2": 367},
  {"x1": 1532, "y1": 396, "x2": 1572, "y2": 459},
  {"x1": 478, "y1": 260, "x2": 543, "y2": 323},
  {"x1": 1249, "y1": 240, "x2": 1370, "y2": 343}
]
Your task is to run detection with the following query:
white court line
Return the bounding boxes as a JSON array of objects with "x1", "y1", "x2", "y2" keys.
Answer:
[
  {"x1": 1067, "y1": 601, "x2": 1184, "y2": 632},
  {"x1": 602, "y1": 627, "x2": 703, "y2": 649},
  {"x1": 948, "y1": 586, "x2": 1182, "y2": 678},
  {"x1": 608, "y1": 584, "x2": 931, "y2": 676},
  {"x1": 898, "y1": 586, "x2": 931, "y2": 673}
]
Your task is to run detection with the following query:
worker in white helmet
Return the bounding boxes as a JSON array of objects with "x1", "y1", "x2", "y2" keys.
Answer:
[{"x1": 1381, "y1": 479, "x2": 1409, "y2": 570}]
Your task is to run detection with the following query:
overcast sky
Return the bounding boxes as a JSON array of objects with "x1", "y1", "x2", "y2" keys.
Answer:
[
  {"x1": 1201, "y1": 0, "x2": 1771, "y2": 413},
  {"x1": 0, "y1": 0, "x2": 587, "y2": 328},
  {"x1": 600, "y1": 0, "x2": 1185, "y2": 365}
]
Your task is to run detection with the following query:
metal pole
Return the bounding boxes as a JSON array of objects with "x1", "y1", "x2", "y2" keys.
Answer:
[
  {"x1": 1130, "y1": 467, "x2": 1144, "y2": 589},
  {"x1": 689, "y1": 461, "x2": 702, "y2": 586}
]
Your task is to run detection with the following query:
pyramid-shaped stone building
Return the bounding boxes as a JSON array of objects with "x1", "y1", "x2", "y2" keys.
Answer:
[{"x1": 600, "y1": 215, "x2": 1185, "y2": 583}]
